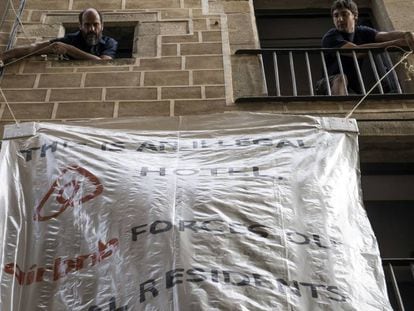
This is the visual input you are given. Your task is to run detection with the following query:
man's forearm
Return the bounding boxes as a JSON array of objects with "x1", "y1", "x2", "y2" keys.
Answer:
[
  {"x1": 375, "y1": 31, "x2": 407, "y2": 42},
  {"x1": 1, "y1": 41, "x2": 112, "y2": 62},
  {"x1": 0, "y1": 42, "x2": 51, "y2": 62}
]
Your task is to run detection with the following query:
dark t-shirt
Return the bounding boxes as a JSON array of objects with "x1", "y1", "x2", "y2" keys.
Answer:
[
  {"x1": 50, "y1": 31, "x2": 118, "y2": 59},
  {"x1": 322, "y1": 25, "x2": 377, "y2": 92}
]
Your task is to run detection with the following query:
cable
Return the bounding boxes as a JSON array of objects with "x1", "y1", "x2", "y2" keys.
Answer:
[
  {"x1": 0, "y1": 86, "x2": 19, "y2": 125},
  {"x1": 345, "y1": 49, "x2": 413, "y2": 119},
  {"x1": 9, "y1": 0, "x2": 29, "y2": 39}
]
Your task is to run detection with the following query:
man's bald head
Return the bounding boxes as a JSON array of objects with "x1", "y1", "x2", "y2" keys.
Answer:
[
  {"x1": 78, "y1": 8, "x2": 103, "y2": 24},
  {"x1": 78, "y1": 8, "x2": 104, "y2": 46}
]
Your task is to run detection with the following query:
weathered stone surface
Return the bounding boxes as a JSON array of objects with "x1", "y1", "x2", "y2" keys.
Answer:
[
  {"x1": 50, "y1": 59, "x2": 134, "y2": 67},
  {"x1": 161, "y1": 44, "x2": 178, "y2": 56},
  {"x1": 183, "y1": 0, "x2": 202, "y2": 8},
  {"x1": 227, "y1": 102, "x2": 285, "y2": 113},
  {"x1": 85, "y1": 72, "x2": 141, "y2": 87},
  {"x1": 137, "y1": 36, "x2": 158, "y2": 57},
  {"x1": 232, "y1": 55, "x2": 266, "y2": 98},
  {"x1": 2, "y1": 62, "x2": 21, "y2": 75},
  {"x1": 23, "y1": 62, "x2": 75, "y2": 74},
  {"x1": 1, "y1": 103, "x2": 53, "y2": 119},
  {"x1": 144, "y1": 71, "x2": 189, "y2": 86},
  {"x1": 162, "y1": 86, "x2": 201, "y2": 99},
  {"x1": 76, "y1": 67, "x2": 130, "y2": 73},
  {"x1": 193, "y1": 70, "x2": 225, "y2": 85},
  {"x1": 38, "y1": 73, "x2": 83, "y2": 88},
  {"x1": 30, "y1": 10, "x2": 44, "y2": 22},
  {"x1": 185, "y1": 55, "x2": 223, "y2": 69},
  {"x1": 106, "y1": 88, "x2": 157, "y2": 101},
  {"x1": 285, "y1": 102, "x2": 343, "y2": 113},
  {"x1": 227, "y1": 13, "x2": 255, "y2": 45},
  {"x1": 223, "y1": 1, "x2": 251, "y2": 13},
  {"x1": 162, "y1": 34, "x2": 199, "y2": 43},
  {"x1": 137, "y1": 57, "x2": 182, "y2": 70},
  {"x1": 26, "y1": 0, "x2": 69, "y2": 10},
  {"x1": 0, "y1": 75, "x2": 37, "y2": 88},
  {"x1": 209, "y1": 18, "x2": 222, "y2": 30},
  {"x1": 180, "y1": 43, "x2": 222, "y2": 55},
  {"x1": 205, "y1": 86, "x2": 225, "y2": 98},
  {"x1": 160, "y1": 22, "x2": 188, "y2": 35},
  {"x1": 161, "y1": 9, "x2": 190, "y2": 19},
  {"x1": 22, "y1": 24, "x2": 64, "y2": 38},
  {"x1": 1, "y1": 90, "x2": 47, "y2": 102},
  {"x1": 49, "y1": 88, "x2": 102, "y2": 102},
  {"x1": 45, "y1": 12, "x2": 156, "y2": 24},
  {"x1": 118, "y1": 101, "x2": 170, "y2": 116},
  {"x1": 139, "y1": 23, "x2": 161, "y2": 36},
  {"x1": 202, "y1": 31, "x2": 222, "y2": 42},
  {"x1": 193, "y1": 19, "x2": 208, "y2": 31},
  {"x1": 22, "y1": 62, "x2": 47, "y2": 73},
  {"x1": 72, "y1": 0, "x2": 123, "y2": 10},
  {"x1": 0, "y1": 32, "x2": 9, "y2": 43},
  {"x1": 174, "y1": 99, "x2": 225, "y2": 115}
]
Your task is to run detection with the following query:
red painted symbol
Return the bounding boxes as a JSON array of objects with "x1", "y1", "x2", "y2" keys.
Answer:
[{"x1": 34, "y1": 165, "x2": 103, "y2": 221}]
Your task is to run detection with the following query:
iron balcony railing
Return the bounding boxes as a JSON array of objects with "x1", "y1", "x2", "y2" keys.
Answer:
[
  {"x1": 235, "y1": 47, "x2": 414, "y2": 102},
  {"x1": 382, "y1": 258, "x2": 414, "y2": 311}
]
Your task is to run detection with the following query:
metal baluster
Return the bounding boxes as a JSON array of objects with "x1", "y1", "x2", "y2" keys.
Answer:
[
  {"x1": 273, "y1": 52, "x2": 281, "y2": 96},
  {"x1": 352, "y1": 51, "x2": 366, "y2": 94},
  {"x1": 385, "y1": 51, "x2": 403, "y2": 94},
  {"x1": 388, "y1": 263, "x2": 405, "y2": 311},
  {"x1": 336, "y1": 50, "x2": 348, "y2": 95},
  {"x1": 368, "y1": 50, "x2": 384, "y2": 94},
  {"x1": 411, "y1": 263, "x2": 414, "y2": 282},
  {"x1": 289, "y1": 51, "x2": 297, "y2": 96},
  {"x1": 305, "y1": 52, "x2": 314, "y2": 96},
  {"x1": 259, "y1": 53, "x2": 269, "y2": 96},
  {"x1": 320, "y1": 51, "x2": 331, "y2": 96}
]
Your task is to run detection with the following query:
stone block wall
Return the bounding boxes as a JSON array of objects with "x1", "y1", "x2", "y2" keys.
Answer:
[{"x1": 0, "y1": 0, "x2": 239, "y2": 134}]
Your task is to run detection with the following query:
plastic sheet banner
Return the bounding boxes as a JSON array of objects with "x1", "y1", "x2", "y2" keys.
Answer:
[{"x1": 0, "y1": 113, "x2": 391, "y2": 310}]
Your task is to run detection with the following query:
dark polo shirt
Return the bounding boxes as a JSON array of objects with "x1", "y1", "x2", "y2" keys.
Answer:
[
  {"x1": 321, "y1": 25, "x2": 378, "y2": 93},
  {"x1": 50, "y1": 31, "x2": 118, "y2": 59}
]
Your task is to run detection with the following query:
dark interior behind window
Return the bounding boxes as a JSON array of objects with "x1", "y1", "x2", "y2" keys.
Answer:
[{"x1": 65, "y1": 26, "x2": 134, "y2": 58}]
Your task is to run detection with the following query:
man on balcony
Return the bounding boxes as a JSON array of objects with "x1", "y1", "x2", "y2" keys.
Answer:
[
  {"x1": 315, "y1": 0, "x2": 414, "y2": 95},
  {"x1": 0, "y1": 8, "x2": 117, "y2": 67}
]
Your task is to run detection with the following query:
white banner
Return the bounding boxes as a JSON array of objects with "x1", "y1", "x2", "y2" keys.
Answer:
[{"x1": 0, "y1": 113, "x2": 391, "y2": 310}]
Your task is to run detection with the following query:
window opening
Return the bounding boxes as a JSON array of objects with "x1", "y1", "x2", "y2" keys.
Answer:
[{"x1": 65, "y1": 25, "x2": 135, "y2": 58}]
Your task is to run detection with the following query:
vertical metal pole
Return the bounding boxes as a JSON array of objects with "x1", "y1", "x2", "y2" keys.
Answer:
[
  {"x1": 289, "y1": 51, "x2": 297, "y2": 96},
  {"x1": 388, "y1": 263, "x2": 405, "y2": 311},
  {"x1": 258, "y1": 53, "x2": 269, "y2": 96},
  {"x1": 368, "y1": 50, "x2": 384, "y2": 94},
  {"x1": 320, "y1": 51, "x2": 331, "y2": 96},
  {"x1": 305, "y1": 52, "x2": 314, "y2": 96},
  {"x1": 352, "y1": 51, "x2": 366, "y2": 94},
  {"x1": 385, "y1": 51, "x2": 403, "y2": 94},
  {"x1": 336, "y1": 50, "x2": 348, "y2": 95},
  {"x1": 273, "y1": 52, "x2": 281, "y2": 96}
]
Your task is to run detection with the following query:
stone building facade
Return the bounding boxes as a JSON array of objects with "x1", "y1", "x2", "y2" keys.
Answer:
[{"x1": 0, "y1": 0, "x2": 413, "y2": 163}]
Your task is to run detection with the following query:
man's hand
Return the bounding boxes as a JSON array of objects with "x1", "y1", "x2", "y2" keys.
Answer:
[{"x1": 404, "y1": 32, "x2": 414, "y2": 51}]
